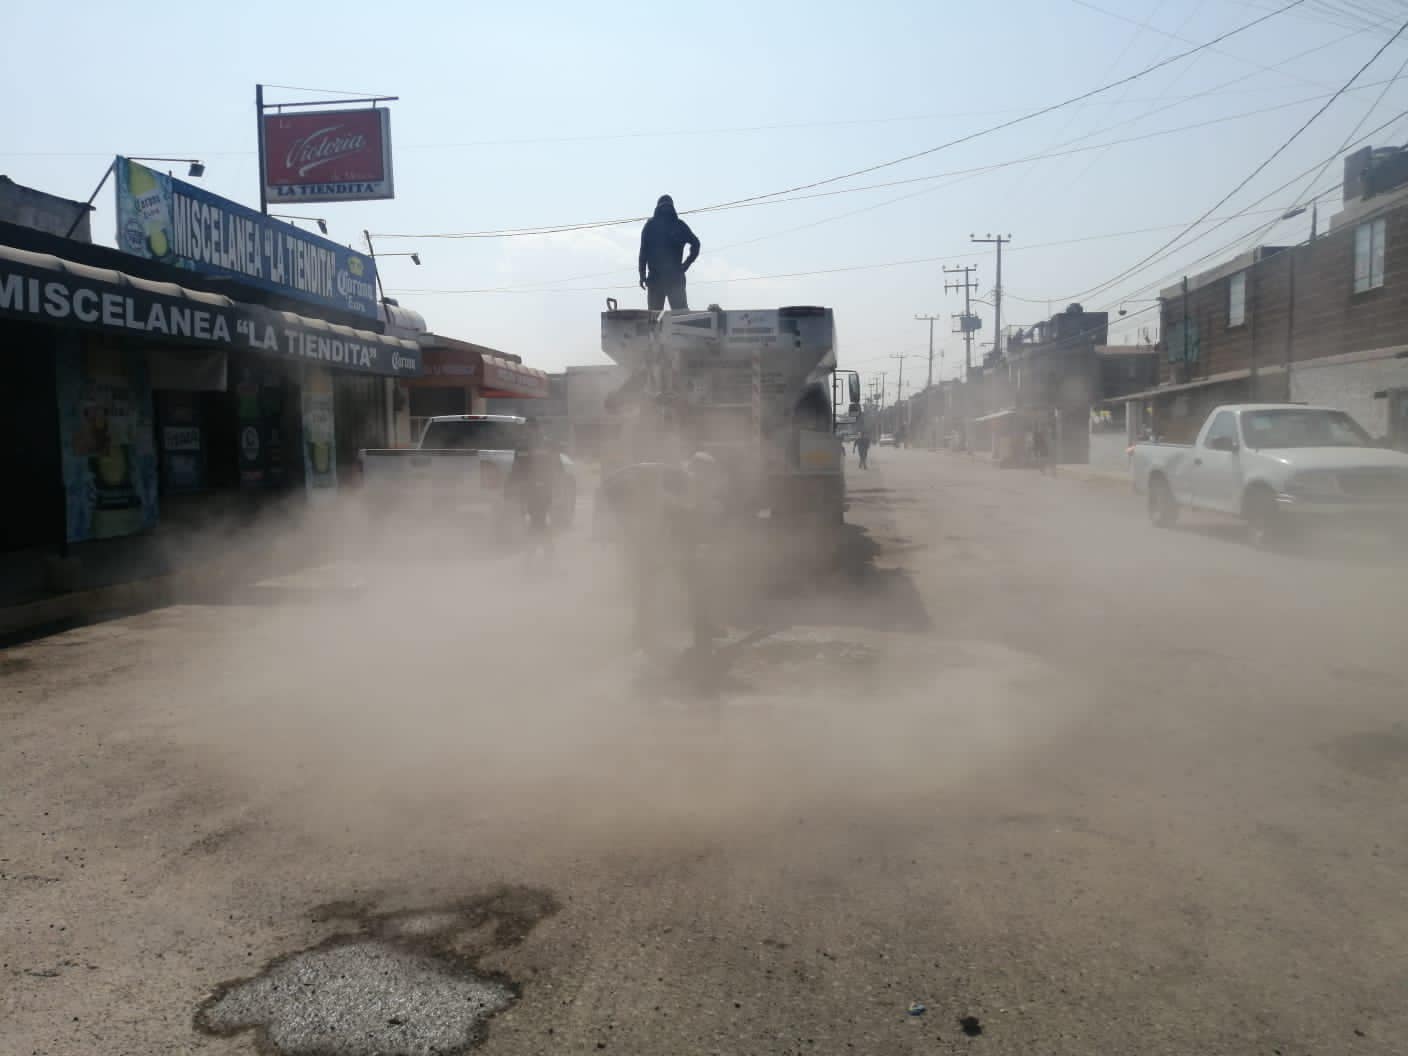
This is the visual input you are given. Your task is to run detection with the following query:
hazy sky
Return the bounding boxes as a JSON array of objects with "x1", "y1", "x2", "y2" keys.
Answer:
[{"x1": 6, "y1": 0, "x2": 1407, "y2": 398}]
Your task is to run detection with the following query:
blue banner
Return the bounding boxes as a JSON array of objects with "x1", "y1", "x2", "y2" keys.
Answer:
[{"x1": 114, "y1": 156, "x2": 379, "y2": 320}]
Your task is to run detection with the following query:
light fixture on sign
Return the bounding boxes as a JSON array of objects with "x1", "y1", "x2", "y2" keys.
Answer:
[{"x1": 271, "y1": 214, "x2": 329, "y2": 235}]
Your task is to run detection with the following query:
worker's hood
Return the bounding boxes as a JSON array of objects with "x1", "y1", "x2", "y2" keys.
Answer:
[{"x1": 653, "y1": 195, "x2": 678, "y2": 220}]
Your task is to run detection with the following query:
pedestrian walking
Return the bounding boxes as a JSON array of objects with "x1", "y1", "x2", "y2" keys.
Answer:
[
  {"x1": 505, "y1": 424, "x2": 565, "y2": 561},
  {"x1": 639, "y1": 195, "x2": 701, "y2": 312},
  {"x1": 856, "y1": 433, "x2": 871, "y2": 469}
]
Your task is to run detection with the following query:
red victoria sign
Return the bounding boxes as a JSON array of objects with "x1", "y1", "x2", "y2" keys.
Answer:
[{"x1": 261, "y1": 108, "x2": 395, "y2": 203}]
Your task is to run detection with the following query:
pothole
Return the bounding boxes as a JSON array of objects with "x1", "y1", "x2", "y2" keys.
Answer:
[{"x1": 196, "y1": 887, "x2": 557, "y2": 1056}]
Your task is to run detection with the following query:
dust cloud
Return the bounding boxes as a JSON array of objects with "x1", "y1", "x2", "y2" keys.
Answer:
[{"x1": 133, "y1": 490, "x2": 1090, "y2": 869}]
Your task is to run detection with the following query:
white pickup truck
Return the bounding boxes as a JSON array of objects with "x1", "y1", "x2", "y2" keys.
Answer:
[
  {"x1": 359, "y1": 415, "x2": 576, "y2": 532},
  {"x1": 1131, "y1": 403, "x2": 1408, "y2": 545}
]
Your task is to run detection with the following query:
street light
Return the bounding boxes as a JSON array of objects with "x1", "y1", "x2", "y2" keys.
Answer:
[
  {"x1": 63, "y1": 156, "x2": 208, "y2": 238},
  {"x1": 363, "y1": 229, "x2": 422, "y2": 304},
  {"x1": 1117, "y1": 298, "x2": 1161, "y2": 317},
  {"x1": 1282, "y1": 200, "x2": 1318, "y2": 239},
  {"x1": 271, "y1": 214, "x2": 328, "y2": 235}
]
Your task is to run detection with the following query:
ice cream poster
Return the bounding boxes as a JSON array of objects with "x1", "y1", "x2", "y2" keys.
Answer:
[{"x1": 56, "y1": 341, "x2": 159, "y2": 542}]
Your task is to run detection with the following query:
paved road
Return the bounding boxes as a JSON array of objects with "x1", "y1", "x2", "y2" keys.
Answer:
[{"x1": 5, "y1": 451, "x2": 1408, "y2": 1055}]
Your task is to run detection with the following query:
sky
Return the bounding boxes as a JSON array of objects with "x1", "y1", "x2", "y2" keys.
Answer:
[{"x1": 6, "y1": 0, "x2": 1408, "y2": 400}]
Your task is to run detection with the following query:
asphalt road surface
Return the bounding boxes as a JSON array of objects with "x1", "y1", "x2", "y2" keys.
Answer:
[{"x1": 5, "y1": 450, "x2": 1408, "y2": 1056}]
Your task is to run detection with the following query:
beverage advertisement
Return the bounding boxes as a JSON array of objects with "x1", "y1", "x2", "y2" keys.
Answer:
[
  {"x1": 156, "y1": 390, "x2": 205, "y2": 494},
  {"x1": 114, "y1": 156, "x2": 380, "y2": 319},
  {"x1": 301, "y1": 365, "x2": 338, "y2": 498},
  {"x1": 234, "y1": 364, "x2": 288, "y2": 490},
  {"x1": 261, "y1": 108, "x2": 394, "y2": 203},
  {"x1": 56, "y1": 340, "x2": 159, "y2": 543}
]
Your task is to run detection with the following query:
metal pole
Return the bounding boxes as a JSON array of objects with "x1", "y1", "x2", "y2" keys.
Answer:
[
  {"x1": 256, "y1": 83, "x2": 269, "y2": 215},
  {"x1": 365, "y1": 230, "x2": 388, "y2": 304},
  {"x1": 1181, "y1": 275, "x2": 1190, "y2": 380},
  {"x1": 970, "y1": 236, "x2": 1011, "y2": 361},
  {"x1": 1284, "y1": 253, "x2": 1296, "y2": 390},
  {"x1": 994, "y1": 238, "x2": 1003, "y2": 361},
  {"x1": 963, "y1": 279, "x2": 973, "y2": 374},
  {"x1": 63, "y1": 159, "x2": 115, "y2": 240}
]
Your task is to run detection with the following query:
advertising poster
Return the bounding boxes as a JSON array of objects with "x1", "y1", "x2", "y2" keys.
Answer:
[
  {"x1": 262, "y1": 108, "x2": 395, "y2": 203},
  {"x1": 156, "y1": 390, "x2": 205, "y2": 494},
  {"x1": 56, "y1": 340, "x2": 159, "y2": 543},
  {"x1": 235, "y1": 364, "x2": 288, "y2": 491},
  {"x1": 301, "y1": 365, "x2": 338, "y2": 498},
  {"x1": 114, "y1": 156, "x2": 380, "y2": 319}
]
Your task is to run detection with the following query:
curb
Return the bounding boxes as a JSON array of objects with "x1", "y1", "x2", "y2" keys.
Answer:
[{"x1": 0, "y1": 552, "x2": 286, "y2": 639}]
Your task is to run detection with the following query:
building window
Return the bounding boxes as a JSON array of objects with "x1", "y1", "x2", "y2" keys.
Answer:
[
  {"x1": 1228, "y1": 272, "x2": 1246, "y2": 327},
  {"x1": 1354, "y1": 217, "x2": 1386, "y2": 293}
]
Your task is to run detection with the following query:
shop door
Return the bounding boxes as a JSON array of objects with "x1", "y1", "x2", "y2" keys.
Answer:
[
  {"x1": 334, "y1": 374, "x2": 387, "y2": 477},
  {"x1": 1, "y1": 324, "x2": 63, "y2": 550}
]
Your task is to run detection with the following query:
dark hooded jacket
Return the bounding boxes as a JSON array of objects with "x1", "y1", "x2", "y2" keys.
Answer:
[{"x1": 638, "y1": 196, "x2": 700, "y2": 286}]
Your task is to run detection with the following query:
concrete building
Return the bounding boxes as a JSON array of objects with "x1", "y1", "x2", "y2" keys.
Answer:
[
  {"x1": 1122, "y1": 142, "x2": 1408, "y2": 447},
  {"x1": 0, "y1": 176, "x2": 91, "y2": 242}
]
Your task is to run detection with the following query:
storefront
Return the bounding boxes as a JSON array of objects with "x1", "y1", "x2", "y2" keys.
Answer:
[
  {"x1": 406, "y1": 333, "x2": 549, "y2": 441},
  {"x1": 0, "y1": 241, "x2": 421, "y2": 552}
]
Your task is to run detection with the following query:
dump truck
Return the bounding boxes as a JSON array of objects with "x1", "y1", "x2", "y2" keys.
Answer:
[{"x1": 599, "y1": 303, "x2": 860, "y2": 529}]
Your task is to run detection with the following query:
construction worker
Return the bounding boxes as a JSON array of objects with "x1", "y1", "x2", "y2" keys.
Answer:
[
  {"x1": 505, "y1": 421, "x2": 565, "y2": 552},
  {"x1": 638, "y1": 194, "x2": 700, "y2": 312}
]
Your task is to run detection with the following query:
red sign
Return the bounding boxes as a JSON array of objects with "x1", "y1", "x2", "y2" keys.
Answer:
[{"x1": 262, "y1": 108, "x2": 394, "y2": 203}]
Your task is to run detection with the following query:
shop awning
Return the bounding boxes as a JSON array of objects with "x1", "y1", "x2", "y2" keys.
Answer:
[
  {"x1": 413, "y1": 333, "x2": 549, "y2": 398},
  {"x1": 1103, "y1": 366, "x2": 1261, "y2": 404},
  {"x1": 0, "y1": 243, "x2": 421, "y2": 378}
]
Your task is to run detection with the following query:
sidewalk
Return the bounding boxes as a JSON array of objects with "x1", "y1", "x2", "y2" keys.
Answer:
[{"x1": 0, "y1": 494, "x2": 349, "y2": 639}]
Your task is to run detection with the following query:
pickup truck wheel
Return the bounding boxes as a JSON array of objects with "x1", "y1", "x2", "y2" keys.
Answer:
[
  {"x1": 1244, "y1": 486, "x2": 1284, "y2": 549},
  {"x1": 1148, "y1": 477, "x2": 1178, "y2": 528}
]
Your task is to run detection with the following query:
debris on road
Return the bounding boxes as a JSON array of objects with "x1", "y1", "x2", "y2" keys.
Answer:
[
  {"x1": 959, "y1": 1015, "x2": 984, "y2": 1037},
  {"x1": 907, "y1": 1001, "x2": 927, "y2": 1016}
]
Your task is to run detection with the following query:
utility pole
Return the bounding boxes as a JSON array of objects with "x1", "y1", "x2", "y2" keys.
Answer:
[
  {"x1": 915, "y1": 314, "x2": 942, "y2": 391},
  {"x1": 943, "y1": 264, "x2": 979, "y2": 375},
  {"x1": 889, "y1": 353, "x2": 910, "y2": 441},
  {"x1": 971, "y1": 234, "x2": 1011, "y2": 361},
  {"x1": 916, "y1": 314, "x2": 943, "y2": 451}
]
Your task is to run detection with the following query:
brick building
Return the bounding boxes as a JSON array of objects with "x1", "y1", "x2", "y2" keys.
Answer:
[{"x1": 1125, "y1": 143, "x2": 1408, "y2": 446}]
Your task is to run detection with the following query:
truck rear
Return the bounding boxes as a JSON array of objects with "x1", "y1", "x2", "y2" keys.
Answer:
[{"x1": 600, "y1": 305, "x2": 855, "y2": 527}]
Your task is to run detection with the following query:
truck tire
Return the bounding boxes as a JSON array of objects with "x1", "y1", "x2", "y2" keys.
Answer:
[
  {"x1": 1243, "y1": 485, "x2": 1285, "y2": 549},
  {"x1": 1148, "y1": 475, "x2": 1178, "y2": 528}
]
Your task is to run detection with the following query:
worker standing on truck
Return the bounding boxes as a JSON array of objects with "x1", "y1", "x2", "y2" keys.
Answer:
[{"x1": 638, "y1": 194, "x2": 700, "y2": 312}]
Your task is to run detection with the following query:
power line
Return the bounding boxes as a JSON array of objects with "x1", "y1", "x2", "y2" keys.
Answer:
[
  {"x1": 442, "y1": 80, "x2": 1404, "y2": 298},
  {"x1": 997, "y1": 107, "x2": 1408, "y2": 311},
  {"x1": 376, "y1": 73, "x2": 1386, "y2": 253},
  {"x1": 1060, "y1": 17, "x2": 1408, "y2": 304},
  {"x1": 1070, "y1": 0, "x2": 1335, "y2": 89},
  {"x1": 386, "y1": 206, "x2": 1330, "y2": 298},
  {"x1": 372, "y1": 0, "x2": 1308, "y2": 240}
]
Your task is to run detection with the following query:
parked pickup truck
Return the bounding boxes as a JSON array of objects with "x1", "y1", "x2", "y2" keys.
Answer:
[
  {"x1": 1131, "y1": 403, "x2": 1408, "y2": 545},
  {"x1": 359, "y1": 415, "x2": 576, "y2": 533}
]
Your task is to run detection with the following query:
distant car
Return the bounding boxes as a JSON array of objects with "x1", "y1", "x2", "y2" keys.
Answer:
[{"x1": 878, "y1": 434, "x2": 898, "y2": 447}]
